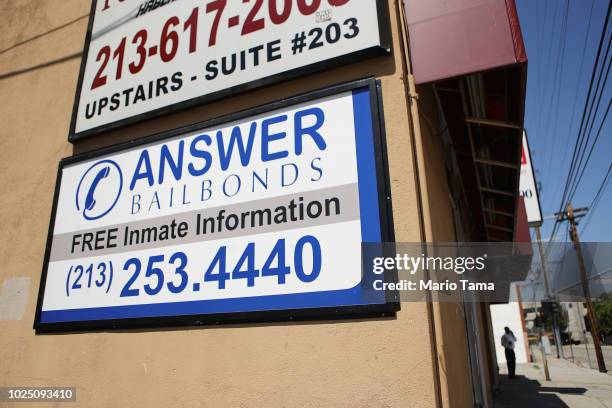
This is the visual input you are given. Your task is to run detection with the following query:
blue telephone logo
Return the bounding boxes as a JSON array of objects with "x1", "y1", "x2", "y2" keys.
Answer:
[{"x1": 76, "y1": 160, "x2": 123, "y2": 221}]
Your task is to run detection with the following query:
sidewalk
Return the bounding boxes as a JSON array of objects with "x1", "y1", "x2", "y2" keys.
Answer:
[
  {"x1": 562, "y1": 345, "x2": 612, "y2": 371},
  {"x1": 494, "y1": 357, "x2": 612, "y2": 407}
]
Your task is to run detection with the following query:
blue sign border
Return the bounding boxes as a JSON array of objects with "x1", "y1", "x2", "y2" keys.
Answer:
[{"x1": 34, "y1": 78, "x2": 398, "y2": 333}]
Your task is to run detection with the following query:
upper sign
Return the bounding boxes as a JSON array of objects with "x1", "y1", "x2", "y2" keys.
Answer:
[
  {"x1": 519, "y1": 130, "x2": 542, "y2": 226},
  {"x1": 69, "y1": 0, "x2": 391, "y2": 141},
  {"x1": 36, "y1": 79, "x2": 397, "y2": 332}
]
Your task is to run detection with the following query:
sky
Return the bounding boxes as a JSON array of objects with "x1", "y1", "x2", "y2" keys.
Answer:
[{"x1": 515, "y1": 0, "x2": 611, "y2": 243}]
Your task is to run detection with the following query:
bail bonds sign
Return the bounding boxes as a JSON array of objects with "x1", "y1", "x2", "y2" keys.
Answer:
[
  {"x1": 69, "y1": 0, "x2": 391, "y2": 141},
  {"x1": 35, "y1": 80, "x2": 397, "y2": 332}
]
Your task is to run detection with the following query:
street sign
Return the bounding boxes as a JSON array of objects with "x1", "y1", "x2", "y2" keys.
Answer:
[
  {"x1": 520, "y1": 130, "x2": 543, "y2": 226},
  {"x1": 69, "y1": 0, "x2": 391, "y2": 141},
  {"x1": 35, "y1": 79, "x2": 397, "y2": 332}
]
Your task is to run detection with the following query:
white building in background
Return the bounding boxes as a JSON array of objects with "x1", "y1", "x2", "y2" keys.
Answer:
[
  {"x1": 564, "y1": 302, "x2": 589, "y2": 344},
  {"x1": 490, "y1": 301, "x2": 529, "y2": 364}
]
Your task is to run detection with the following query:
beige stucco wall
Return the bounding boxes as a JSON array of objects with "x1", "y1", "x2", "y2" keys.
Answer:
[
  {"x1": 0, "y1": 1, "x2": 452, "y2": 407},
  {"x1": 409, "y1": 83, "x2": 475, "y2": 408}
]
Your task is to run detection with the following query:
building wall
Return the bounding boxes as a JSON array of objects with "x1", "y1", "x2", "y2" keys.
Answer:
[
  {"x1": 411, "y1": 82, "x2": 475, "y2": 408},
  {"x1": 478, "y1": 303, "x2": 497, "y2": 407},
  {"x1": 0, "y1": 1, "x2": 453, "y2": 407}
]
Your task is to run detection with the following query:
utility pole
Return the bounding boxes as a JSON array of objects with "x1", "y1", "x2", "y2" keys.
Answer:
[
  {"x1": 534, "y1": 227, "x2": 564, "y2": 359},
  {"x1": 563, "y1": 203, "x2": 607, "y2": 373},
  {"x1": 540, "y1": 331, "x2": 551, "y2": 381},
  {"x1": 534, "y1": 227, "x2": 552, "y2": 380},
  {"x1": 516, "y1": 284, "x2": 532, "y2": 363}
]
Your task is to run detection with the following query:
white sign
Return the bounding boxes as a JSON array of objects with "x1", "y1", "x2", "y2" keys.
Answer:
[
  {"x1": 519, "y1": 131, "x2": 542, "y2": 226},
  {"x1": 70, "y1": 0, "x2": 390, "y2": 140},
  {"x1": 36, "y1": 81, "x2": 394, "y2": 331}
]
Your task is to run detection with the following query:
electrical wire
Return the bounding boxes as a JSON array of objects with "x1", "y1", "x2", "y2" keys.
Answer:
[
  {"x1": 536, "y1": 0, "x2": 544, "y2": 104},
  {"x1": 0, "y1": 52, "x2": 83, "y2": 81},
  {"x1": 582, "y1": 162, "x2": 612, "y2": 234},
  {"x1": 0, "y1": 14, "x2": 89, "y2": 55},
  {"x1": 537, "y1": 0, "x2": 562, "y2": 155},
  {"x1": 566, "y1": 31, "x2": 612, "y2": 203},
  {"x1": 541, "y1": 0, "x2": 571, "y2": 190},
  {"x1": 567, "y1": 98, "x2": 612, "y2": 203},
  {"x1": 558, "y1": 5, "x2": 610, "y2": 209},
  {"x1": 555, "y1": 2, "x2": 611, "y2": 221},
  {"x1": 548, "y1": 0, "x2": 596, "y2": 207},
  {"x1": 558, "y1": 5, "x2": 611, "y2": 211}
]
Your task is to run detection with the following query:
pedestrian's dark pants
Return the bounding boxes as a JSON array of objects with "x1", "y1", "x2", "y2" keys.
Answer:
[{"x1": 505, "y1": 349, "x2": 516, "y2": 378}]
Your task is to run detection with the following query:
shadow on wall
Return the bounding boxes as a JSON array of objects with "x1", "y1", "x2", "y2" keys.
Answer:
[{"x1": 493, "y1": 374, "x2": 586, "y2": 408}]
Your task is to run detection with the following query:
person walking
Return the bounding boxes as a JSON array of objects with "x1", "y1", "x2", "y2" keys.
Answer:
[{"x1": 501, "y1": 326, "x2": 517, "y2": 379}]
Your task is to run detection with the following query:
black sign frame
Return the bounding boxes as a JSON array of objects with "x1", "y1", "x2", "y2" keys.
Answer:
[
  {"x1": 36, "y1": 78, "x2": 399, "y2": 333},
  {"x1": 68, "y1": 0, "x2": 392, "y2": 142}
]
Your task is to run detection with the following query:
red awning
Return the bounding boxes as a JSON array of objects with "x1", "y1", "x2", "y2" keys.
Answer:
[
  {"x1": 405, "y1": 0, "x2": 529, "y2": 243},
  {"x1": 404, "y1": 0, "x2": 527, "y2": 84}
]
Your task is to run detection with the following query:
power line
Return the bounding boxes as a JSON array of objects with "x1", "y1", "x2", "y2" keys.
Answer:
[
  {"x1": 549, "y1": 0, "x2": 596, "y2": 206},
  {"x1": 556, "y1": 2, "x2": 611, "y2": 218},
  {"x1": 536, "y1": 0, "x2": 544, "y2": 104},
  {"x1": 0, "y1": 52, "x2": 83, "y2": 81},
  {"x1": 567, "y1": 98, "x2": 612, "y2": 203},
  {"x1": 582, "y1": 162, "x2": 612, "y2": 234},
  {"x1": 560, "y1": 36, "x2": 610, "y2": 212},
  {"x1": 561, "y1": 5, "x2": 611, "y2": 207},
  {"x1": 0, "y1": 14, "x2": 89, "y2": 56},
  {"x1": 537, "y1": 0, "x2": 562, "y2": 154},
  {"x1": 543, "y1": 0, "x2": 570, "y2": 135},
  {"x1": 541, "y1": 0, "x2": 571, "y2": 189},
  {"x1": 536, "y1": 0, "x2": 551, "y2": 114},
  {"x1": 548, "y1": 2, "x2": 611, "y2": 250},
  {"x1": 566, "y1": 30, "x2": 612, "y2": 203},
  {"x1": 590, "y1": 163, "x2": 612, "y2": 209}
]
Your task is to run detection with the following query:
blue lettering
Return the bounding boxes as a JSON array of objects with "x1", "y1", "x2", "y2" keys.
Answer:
[
  {"x1": 295, "y1": 108, "x2": 326, "y2": 155},
  {"x1": 261, "y1": 115, "x2": 289, "y2": 162},
  {"x1": 182, "y1": 184, "x2": 191, "y2": 205},
  {"x1": 217, "y1": 123, "x2": 256, "y2": 171},
  {"x1": 252, "y1": 169, "x2": 268, "y2": 192},
  {"x1": 201, "y1": 180, "x2": 212, "y2": 201},
  {"x1": 130, "y1": 150, "x2": 154, "y2": 190},
  {"x1": 149, "y1": 191, "x2": 161, "y2": 211},
  {"x1": 158, "y1": 141, "x2": 184, "y2": 184},
  {"x1": 223, "y1": 174, "x2": 241, "y2": 197},
  {"x1": 310, "y1": 157, "x2": 323, "y2": 182},
  {"x1": 131, "y1": 194, "x2": 141, "y2": 214},
  {"x1": 188, "y1": 135, "x2": 213, "y2": 176},
  {"x1": 281, "y1": 163, "x2": 298, "y2": 187}
]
